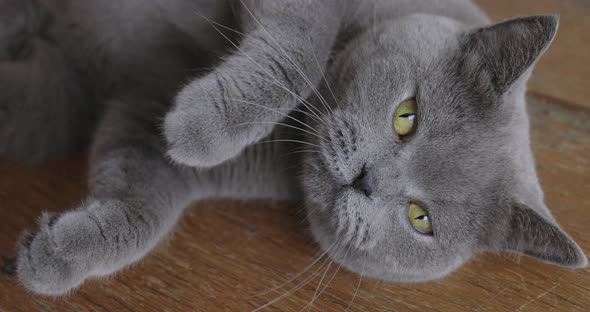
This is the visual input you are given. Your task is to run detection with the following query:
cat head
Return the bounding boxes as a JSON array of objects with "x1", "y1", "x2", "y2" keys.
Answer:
[{"x1": 302, "y1": 14, "x2": 587, "y2": 282}]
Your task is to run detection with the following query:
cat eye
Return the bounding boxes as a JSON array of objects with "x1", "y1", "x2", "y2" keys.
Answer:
[
  {"x1": 408, "y1": 203, "x2": 433, "y2": 235},
  {"x1": 393, "y1": 98, "x2": 418, "y2": 137}
]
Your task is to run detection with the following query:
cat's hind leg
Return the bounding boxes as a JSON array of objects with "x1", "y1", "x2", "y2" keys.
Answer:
[
  {"x1": 0, "y1": 0, "x2": 96, "y2": 162},
  {"x1": 16, "y1": 97, "x2": 195, "y2": 295}
]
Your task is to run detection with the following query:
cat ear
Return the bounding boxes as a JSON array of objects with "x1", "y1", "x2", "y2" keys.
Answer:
[
  {"x1": 496, "y1": 203, "x2": 587, "y2": 268},
  {"x1": 460, "y1": 15, "x2": 559, "y2": 94}
]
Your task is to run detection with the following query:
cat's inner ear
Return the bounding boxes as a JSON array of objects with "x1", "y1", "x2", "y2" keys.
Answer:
[
  {"x1": 459, "y1": 15, "x2": 559, "y2": 94},
  {"x1": 495, "y1": 203, "x2": 587, "y2": 268}
]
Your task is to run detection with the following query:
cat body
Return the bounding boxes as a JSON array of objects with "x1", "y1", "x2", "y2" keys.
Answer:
[
  {"x1": 1, "y1": 0, "x2": 585, "y2": 295},
  {"x1": 0, "y1": 0, "x2": 234, "y2": 160}
]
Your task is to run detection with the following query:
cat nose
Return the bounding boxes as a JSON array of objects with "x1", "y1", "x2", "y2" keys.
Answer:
[{"x1": 351, "y1": 164, "x2": 373, "y2": 198}]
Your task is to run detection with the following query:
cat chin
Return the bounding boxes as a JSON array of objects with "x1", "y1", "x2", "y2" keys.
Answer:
[{"x1": 307, "y1": 210, "x2": 467, "y2": 283}]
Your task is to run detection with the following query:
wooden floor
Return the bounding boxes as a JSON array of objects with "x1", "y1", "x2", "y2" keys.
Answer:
[{"x1": 1, "y1": 1, "x2": 589, "y2": 311}]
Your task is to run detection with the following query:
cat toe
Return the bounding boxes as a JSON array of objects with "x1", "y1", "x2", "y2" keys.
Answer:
[
  {"x1": 16, "y1": 227, "x2": 89, "y2": 296},
  {"x1": 15, "y1": 210, "x2": 110, "y2": 295},
  {"x1": 164, "y1": 108, "x2": 242, "y2": 168}
]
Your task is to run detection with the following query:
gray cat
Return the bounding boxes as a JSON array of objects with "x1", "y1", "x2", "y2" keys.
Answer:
[{"x1": 2, "y1": 0, "x2": 585, "y2": 296}]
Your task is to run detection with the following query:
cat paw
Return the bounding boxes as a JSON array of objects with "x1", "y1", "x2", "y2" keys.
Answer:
[
  {"x1": 164, "y1": 109, "x2": 242, "y2": 168},
  {"x1": 164, "y1": 83, "x2": 252, "y2": 168},
  {"x1": 16, "y1": 212, "x2": 102, "y2": 295}
]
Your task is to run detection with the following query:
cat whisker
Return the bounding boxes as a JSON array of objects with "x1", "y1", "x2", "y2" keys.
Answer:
[
  {"x1": 255, "y1": 139, "x2": 320, "y2": 149},
  {"x1": 237, "y1": 0, "x2": 331, "y2": 121},
  {"x1": 344, "y1": 252, "x2": 366, "y2": 312},
  {"x1": 249, "y1": 243, "x2": 332, "y2": 299},
  {"x1": 296, "y1": 205, "x2": 322, "y2": 221},
  {"x1": 299, "y1": 245, "x2": 350, "y2": 311},
  {"x1": 284, "y1": 149, "x2": 321, "y2": 157},
  {"x1": 229, "y1": 121, "x2": 323, "y2": 141},
  {"x1": 275, "y1": 149, "x2": 321, "y2": 177},
  {"x1": 222, "y1": 95, "x2": 322, "y2": 126},
  {"x1": 251, "y1": 237, "x2": 345, "y2": 312},
  {"x1": 252, "y1": 258, "x2": 332, "y2": 312},
  {"x1": 201, "y1": 16, "x2": 326, "y2": 123},
  {"x1": 196, "y1": 13, "x2": 334, "y2": 120},
  {"x1": 280, "y1": 146, "x2": 321, "y2": 163},
  {"x1": 306, "y1": 36, "x2": 337, "y2": 117},
  {"x1": 307, "y1": 259, "x2": 334, "y2": 312},
  {"x1": 257, "y1": 76, "x2": 326, "y2": 123},
  {"x1": 299, "y1": 264, "x2": 342, "y2": 311},
  {"x1": 196, "y1": 12, "x2": 247, "y2": 37}
]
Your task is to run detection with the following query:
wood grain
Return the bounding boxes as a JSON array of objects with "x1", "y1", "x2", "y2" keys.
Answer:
[{"x1": 1, "y1": 1, "x2": 589, "y2": 311}]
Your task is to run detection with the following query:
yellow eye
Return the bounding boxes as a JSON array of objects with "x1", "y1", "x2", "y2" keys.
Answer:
[
  {"x1": 408, "y1": 203, "x2": 433, "y2": 234},
  {"x1": 393, "y1": 98, "x2": 418, "y2": 136}
]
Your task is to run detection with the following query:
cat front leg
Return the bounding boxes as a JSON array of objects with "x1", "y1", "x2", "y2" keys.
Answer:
[
  {"x1": 16, "y1": 98, "x2": 195, "y2": 295},
  {"x1": 164, "y1": 0, "x2": 344, "y2": 168}
]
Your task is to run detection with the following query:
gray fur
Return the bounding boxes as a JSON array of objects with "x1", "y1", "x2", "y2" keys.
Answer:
[{"x1": 2, "y1": 0, "x2": 585, "y2": 295}]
